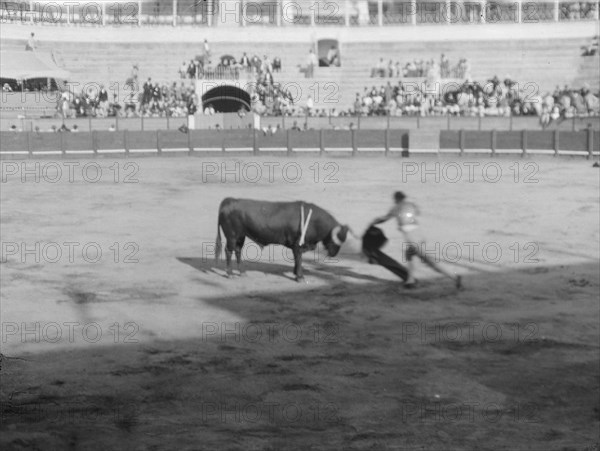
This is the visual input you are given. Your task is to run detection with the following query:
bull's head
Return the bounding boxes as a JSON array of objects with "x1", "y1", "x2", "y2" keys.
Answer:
[{"x1": 322, "y1": 224, "x2": 349, "y2": 257}]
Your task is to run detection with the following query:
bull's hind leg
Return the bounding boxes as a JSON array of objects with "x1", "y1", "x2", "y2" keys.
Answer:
[
  {"x1": 235, "y1": 236, "x2": 246, "y2": 276},
  {"x1": 225, "y1": 239, "x2": 235, "y2": 278}
]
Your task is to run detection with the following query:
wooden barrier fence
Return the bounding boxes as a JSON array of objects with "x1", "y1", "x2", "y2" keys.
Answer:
[{"x1": 0, "y1": 129, "x2": 597, "y2": 158}]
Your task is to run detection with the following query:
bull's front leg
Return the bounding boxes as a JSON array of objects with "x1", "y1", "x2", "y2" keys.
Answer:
[{"x1": 292, "y1": 247, "x2": 305, "y2": 283}]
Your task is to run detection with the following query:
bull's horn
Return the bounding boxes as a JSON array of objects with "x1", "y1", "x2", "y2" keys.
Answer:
[
  {"x1": 347, "y1": 225, "x2": 358, "y2": 239},
  {"x1": 331, "y1": 225, "x2": 343, "y2": 246}
]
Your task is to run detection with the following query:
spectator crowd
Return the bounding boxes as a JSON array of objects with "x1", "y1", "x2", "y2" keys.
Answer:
[
  {"x1": 371, "y1": 54, "x2": 471, "y2": 79},
  {"x1": 350, "y1": 76, "x2": 599, "y2": 126},
  {"x1": 51, "y1": 42, "x2": 294, "y2": 119}
]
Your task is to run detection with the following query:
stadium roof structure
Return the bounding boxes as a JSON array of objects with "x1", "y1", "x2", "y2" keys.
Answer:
[{"x1": 0, "y1": 50, "x2": 71, "y2": 81}]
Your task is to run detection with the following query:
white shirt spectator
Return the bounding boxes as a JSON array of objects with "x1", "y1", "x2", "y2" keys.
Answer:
[
  {"x1": 25, "y1": 33, "x2": 37, "y2": 51},
  {"x1": 306, "y1": 96, "x2": 314, "y2": 111},
  {"x1": 306, "y1": 51, "x2": 318, "y2": 67}
]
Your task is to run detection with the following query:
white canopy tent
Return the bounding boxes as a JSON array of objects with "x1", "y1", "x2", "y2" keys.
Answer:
[{"x1": 0, "y1": 50, "x2": 70, "y2": 81}]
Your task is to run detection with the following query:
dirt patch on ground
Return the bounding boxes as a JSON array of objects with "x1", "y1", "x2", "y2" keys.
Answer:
[{"x1": 1, "y1": 156, "x2": 598, "y2": 450}]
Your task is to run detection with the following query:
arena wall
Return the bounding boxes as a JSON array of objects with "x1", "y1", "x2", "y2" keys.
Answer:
[{"x1": 0, "y1": 128, "x2": 597, "y2": 157}]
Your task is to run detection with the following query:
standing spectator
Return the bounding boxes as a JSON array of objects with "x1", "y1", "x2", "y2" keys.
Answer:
[
  {"x1": 251, "y1": 54, "x2": 261, "y2": 74},
  {"x1": 187, "y1": 60, "x2": 196, "y2": 79},
  {"x1": 261, "y1": 55, "x2": 273, "y2": 75},
  {"x1": 440, "y1": 53, "x2": 450, "y2": 78},
  {"x1": 142, "y1": 78, "x2": 152, "y2": 105},
  {"x1": 306, "y1": 49, "x2": 317, "y2": 78},
  {"x1": 25, "y1": 32, "x2": 37, "y2": 51},
  {"x1": 59, "y1": 91, "x2": 70, "y2": 119},
  {"x1": 97, "y1": 85, "x2": 109, "y2": 117},
  {"x1": 187, "y1": 94, "x2": 197, "y2": 129},
  {"x1": 272, "y1": 56, "x2": 282, "y2": 72},
  {"x1": 203, "y1": 39, "x2": 210, "y2": 66},
  {"x1": 179, "y1": 61, "x2": 187, "y2": 79},
  {"x1": 124, "y1": 90, "x2": 137, "y2": 117},
  {"x1": 384, "y1": 82, "x2": 393, "y2": 105},
  {"x1": 194, "y1": 59, "x2": 201, "y2": 79},
  {"x1": 130, "y1": 64, "x2": 139, "y2": 86},
  {"x1": 306, "y1": 95, "x2": 314, "y2": 115},
  {"x1": 240, "y1": 52, "x2": 250, "y2": 68},
  {"x1": 353, "y1": 93, "x2": 362, "y2": 115}
]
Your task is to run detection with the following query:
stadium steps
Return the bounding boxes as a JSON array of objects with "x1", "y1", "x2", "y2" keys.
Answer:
[
  {"x1": 572, "y1": 55, "x2": 600, "y2": 89},
  {"x1": 1, "y1": 36, "x2": 597, "y2": 110}
]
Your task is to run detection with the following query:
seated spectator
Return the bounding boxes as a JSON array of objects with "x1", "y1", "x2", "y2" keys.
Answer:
[
  {"x1": 272, "y1": 56, "x2": 282, "y2": 72},
  {"x1": 326, "y1": 46, "x2": 339, "y2": 67},
  {"x1": 371, "y1": 58, "x2": 385, "y2": 78},
  {"x1": 203, "y1": 104, "x2": 215, "y2": 115}
]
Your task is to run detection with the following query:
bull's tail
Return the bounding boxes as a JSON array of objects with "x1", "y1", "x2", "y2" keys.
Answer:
[{"x1": 215, "y1": 217, "x2": 222, "y2": 263}]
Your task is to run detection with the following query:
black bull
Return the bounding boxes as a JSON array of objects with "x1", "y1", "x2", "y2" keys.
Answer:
[{"x1": 215, "y1": 198, "x2": 349, "y2": 281}]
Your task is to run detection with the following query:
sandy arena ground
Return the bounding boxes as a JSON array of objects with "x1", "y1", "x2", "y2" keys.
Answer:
[{"x1": 0, "y1": 154, "x2": 598, "y2": 450}]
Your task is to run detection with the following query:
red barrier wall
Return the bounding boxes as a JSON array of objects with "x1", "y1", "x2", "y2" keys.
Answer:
[
  {"x1": 495, "y1": 131, "x2": 523, "y2": 149},
  {"x1": 256, "y1": 132, "x2": 287, "y2": 150},
  {"x1": 439, "y1": 131, "x2": 460, "y2": 149},
  {"x1": 95, "y1": 131, "x2": 125, "y2": 150},
  {"x1": 0, "y1": 129, "x2": 594, "y2": 157},
  {"x1": 356, "y1": 130, "x2": 386, "y2": 149},
  {"x1": 464, "y1": 131, "x2": 492, "y2": 149},
  {"x1": 323, "y1": 130, "x2": 353, "y2": 149},
  {"x1": 63, "y1": 132, "x2": 94, "y2": 151},
  {"x1": 289, "y1": 130, "x2": 320, "y2": 150}
]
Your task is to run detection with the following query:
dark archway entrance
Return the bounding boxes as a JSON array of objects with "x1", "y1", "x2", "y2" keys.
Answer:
[{"x1": 201, "y1": 85, "x2": 251, "y2": 113}]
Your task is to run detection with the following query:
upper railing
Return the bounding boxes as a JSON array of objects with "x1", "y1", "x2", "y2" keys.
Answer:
[{"x1": 0, "y1": 0, "x2": 598, "y2": 27}]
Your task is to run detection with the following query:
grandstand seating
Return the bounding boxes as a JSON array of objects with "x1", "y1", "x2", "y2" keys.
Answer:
[{"x1": 0, "y1": 22, "x2": 598, "y2": 111}]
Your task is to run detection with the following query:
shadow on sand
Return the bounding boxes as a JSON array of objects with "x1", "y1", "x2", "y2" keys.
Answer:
[
  {"x1": 176, "y1": 256, "x2": 389, "y2": 284},
  {"x1": 1, "y1": 262, "x2": 598, "y2": 450}
]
